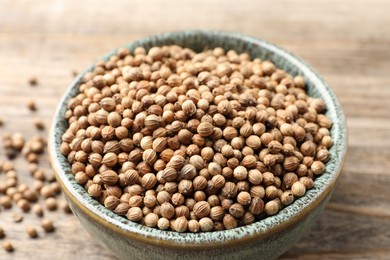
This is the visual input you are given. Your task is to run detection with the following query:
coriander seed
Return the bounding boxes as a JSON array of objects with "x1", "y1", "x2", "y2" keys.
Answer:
[
  {"x1": 26, "y1": 226, "x2": 38, "y2": 238},
  {"x1": 41, "y1": 218, "x2": 54, "y2": 232}
]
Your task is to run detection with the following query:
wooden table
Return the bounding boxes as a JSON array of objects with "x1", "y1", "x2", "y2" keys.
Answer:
[{"x1": 1, "y1": 0, "x2": 389, "y2": 259}]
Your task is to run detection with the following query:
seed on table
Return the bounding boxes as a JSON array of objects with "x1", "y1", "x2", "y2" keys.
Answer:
[
  {"x1": 0, "y1": 227, "x2": 4, "y2": 238},
  {"x1": 40, "y1": 186, "x2": 54, "y2": 198},
  {"x1": 41, "y1": 218, "x2": 54, "y2": 232},
  {"x1": 27, "y1": 100, "x2": 37, "y2": 111},
  {"x1": 45, "y1": 197, "x2": 58, "y2": 211},
  {"x1": 33, "y1": 118, "x2": 45, "y2": 130},
  {"x1": 17, "y1": 199, "x2": 30, "y2": 212},
  {"x1": 3, "y1": 241, "x2": 13, "y2": 252},
  {"x1": 28, "y1": 76, "x2": 38, "y2": 86},
  {"x1": 26, "y1": 226, "x2": 38, "y2": 238},
  {"x1": 0, "y1": 196, "x2": 12, "y2": 209},
  {"x1": 32, "y1": 204, "x2": 44, "y2": 217},
  {"x1": 12, "y1": 214, "x2": 23, "y2": 223}
]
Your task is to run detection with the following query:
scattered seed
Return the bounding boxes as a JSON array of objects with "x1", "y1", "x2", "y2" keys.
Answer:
[
  {"x1": 26, "y1": 226, "x2": 38, "y2": 238},
  {"x1": 12, "y1": 214, "x2": 23, "y2": 223},
  {"x1": 27, "y1": 100, "x2": 37, "y2": 111},
  {"x1": 3, "y1": 241, "x2": 13, "y2": 252},
  {"x1": 28, "y1": 76, "x2": 38, "y2": 86},
  {"x1": 41, "y1": 218, "x2": 54, "y2": 232}
]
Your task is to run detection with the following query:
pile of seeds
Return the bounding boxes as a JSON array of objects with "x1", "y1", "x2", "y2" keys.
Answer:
[
  {"x1": 0, "y1": 80, "x2": 72, "y2": 252},
  {"x1": 61, "y1": 45, "x2": 333, "y2": 232}
]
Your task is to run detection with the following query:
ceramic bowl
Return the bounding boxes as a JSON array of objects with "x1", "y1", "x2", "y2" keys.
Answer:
[{"x1": 49, "y1": 30, "x2": 347, "y2": 260}]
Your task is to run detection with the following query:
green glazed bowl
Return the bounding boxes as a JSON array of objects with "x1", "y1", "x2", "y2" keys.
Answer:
[{"x1": 49, "y1": 30, "x2": 347, "y2": 260}]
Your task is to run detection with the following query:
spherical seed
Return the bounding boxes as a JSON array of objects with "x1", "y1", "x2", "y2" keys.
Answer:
[
  {"x1": 0, "y1": 196, "x2": 12, "y2": 209},
  {"x1": 197, "y1": 122, "x2": 213, "y2": 137},
  {"x1": 141, "y1": 173, "x2": 157, "y2": 189},
  {"x1": 32, "y1": 204, "x2": 44, "y2": 217},
  {"x1": 209, "y1": 206, "x2": 225, "y2": 221},
  {"x1": 223, "y1": 214, "x2": 237, "y2": 230},
  {"x1": 299, "y1": 176, "x2": 314, "y2": 189},
  {"x1": 160, "y1": 202, "x2": 175, "y2": 219},
  {"x1": 280, "y1": 190, "x2": 295, "y2": 206},
  {"x1": 3, "y1": 241, "x2": 13, "y2": 252},
  {"x1": 211, "y1": 175, "x2": 225, "y2": 189},
  {"x1": 249, "y1": 197, "x2": 265, "y2": 215},
  {"x1": 26, "y1": 227, "x2": 38, "y2": 238},
  {"x1": 101, "y1": 170, "x2": 119, "y2": 185},
  {"x1": 237, "y1": 191, "x2": 251, "y2": 206},
  {"x1": 233, "y1": 166, "x2": 248, "y2": 181},
  {"x1": 248, "y1": 169, "x2": 262, "y2": 185},
  {"x1": 311, "y1": 161, "x2": 325, "y2": 175},
  {"x1": 291, "y1": 181, "x2": 306, "y2": 197},
  {"x1": 104, "y1": 196, "x2": 120, "y2": 210},
  {"x1": 174, "y1": 216, "x2": 188, "y2": 232},
  {"x1": 283, "y1": 172, "x2": 298, "y2": 188},
  {"x1": 182, "y1": 100, "x2": 197, "y2": 116},
  {"x1": 178, "y1": 179, "x2": 193, "y2": 195},
  {"x1": 157, "y1": 218, "x2": 170, "y2": 230},
  {"x1": 193, "y1": 201, "x2": 211, "y2": 218},
  {"x1": 181, "y1": 164, "x2": 197, "y2": 180},
  {"x1": 17, "y1": 199, "x2": 30, "y2": 212},
  {"x1": 246, "y1": 135, "x2": 261, "y2": 149},
  {"x1": 265, "y1": 200, "x2": 280, "y2": 215},
  {"x1": 156, "y1": 191, "x2": 171, "y2": 205},
  {"x1": 114, "y1": 203, "x2": 130, "y2": 216},
  {"x1": 41, "y1": 218, "x2": 54, "y2": 232},
  {"x1": 12, "y1": 214, "x2": 23, "y2": 223},
  {"x1": 126, "y1": 207, "x2": 143, "y2": 222},
  {"x1": 221, "y1": 182, "x2": 237, "y2": 199},
  {"x1": 45, "y1": 197, "x2": 58, "y2": 211},
  {"x1": 144, "y1": 213, "x2": 159, "y2": 227},
  {"x1": 199, "y1": 217, "x2": 213, "y2": 232},
  {"x1": 88, "y1": 184, "x2": 102, "y2": 198},
  {"x1": 193, "y1": 176, "x2": 208, "y2": 191},
  {"x1": 188, "y1": 219, "x2": 200, "y2": 233}
]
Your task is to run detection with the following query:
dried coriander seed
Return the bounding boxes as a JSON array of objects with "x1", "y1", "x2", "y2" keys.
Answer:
[
  {"x1": 27, "y1": 100, "x2": 37, "y2": 111},
  {"x1": 26, "y1": 226, "x2": 38, "y2": 238},
  {"x1": 32, "y1": 204, "x2": 44, "y2": 217},
  {"x1": 3, "y1": 241, "x2": 13, "y2": 252},
  {"x1": 12, "y1": 214, "x2": 23, "y2": 223},
  {"x1": 0, "y1": 227, "x2": 5, "y2": 238},
  {"x1": 59, "y1": 45, "x2": 333, "y2": 233},
  {"x1": 41, "y1": 218, "x2": 54, "y2": 232}
]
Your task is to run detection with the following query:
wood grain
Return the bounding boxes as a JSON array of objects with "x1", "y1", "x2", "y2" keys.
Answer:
[{"x1": 1, "y1": 0, "x2": 389, "y2": 259}]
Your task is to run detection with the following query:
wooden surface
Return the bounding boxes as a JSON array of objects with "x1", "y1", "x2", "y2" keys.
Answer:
[{"x1": 1, "y1": 0, "x2": 390, "y2": 259}]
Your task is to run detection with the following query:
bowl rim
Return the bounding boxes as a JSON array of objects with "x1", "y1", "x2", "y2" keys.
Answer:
[{"x1": 49, "y1": 30, "x2": 347, "y2": 249}]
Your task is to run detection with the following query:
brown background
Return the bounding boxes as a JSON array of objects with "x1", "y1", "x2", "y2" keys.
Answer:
[{"x1": 1, "y1": 0, "x2": 390, "y2": 259}]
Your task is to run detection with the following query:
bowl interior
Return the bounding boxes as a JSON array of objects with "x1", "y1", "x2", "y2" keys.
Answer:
[{"x1": 49, "y1": 30, "x2": 347, "y2": 246}]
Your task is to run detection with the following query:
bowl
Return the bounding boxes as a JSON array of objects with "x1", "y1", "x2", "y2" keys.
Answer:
[{"x1": 49, "y1": 30, "x2": 347, "y2": 260}]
